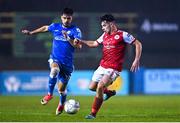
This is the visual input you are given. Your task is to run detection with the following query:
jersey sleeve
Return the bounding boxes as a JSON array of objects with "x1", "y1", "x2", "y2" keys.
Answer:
[
  {"x1": 73, "y1": 27, "x2": 82, "y2": 40},
  {"x1": 48, "y1": 23, "x2": 55, "y2": 32},
  {"x1": 96, "y1": 33, "x2": 105, "y2": 44},
  {"x1": 122, "y1": 31, "x2": 136, "y2": 44}
]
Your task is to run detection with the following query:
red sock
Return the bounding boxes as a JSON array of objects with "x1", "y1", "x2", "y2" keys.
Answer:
[
  {"x1": 104, "y1": 88, "x2": 113, "y2": 95},
  {"x1": 91, "y1": 97, "x2": 103, "y2": 117},
  {"x1": 103, "y1": 88, "x2": 109, "y2": 94}
]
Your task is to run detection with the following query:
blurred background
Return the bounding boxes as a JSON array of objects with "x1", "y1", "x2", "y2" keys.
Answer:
[{"x1": 0, "y1": 0, "x2": 180, "y2": 96}]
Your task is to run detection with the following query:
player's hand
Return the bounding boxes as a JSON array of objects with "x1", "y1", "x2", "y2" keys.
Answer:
[
  {"x1": 74, "y1": 38, "x2": 81, "y2": 45},
  {"x1": 74, "y1": 38, "x2": 82, "y2": 49},
  {"x1": 130, "y1": 59, "x2": 140, "y2": 72},
  {"x1": 22, "y1": 30, "x2": 31, "y2": 35}
]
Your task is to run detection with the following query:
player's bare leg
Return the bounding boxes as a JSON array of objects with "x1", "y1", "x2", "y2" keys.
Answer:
[
  {"x1": 56, "y1": 82, "x2": 67, "y2": 115},
  {"x1": 88, "y1": 80, "x2": 116, "y2": 101},
  {"x1": 103, "y1": 75, "x2": 119, "y2": 101},
  {"x1": 89, "y1": 81, "x2": 98, "y2": 91},
  {"x1": 41, "y1": 62, "x2": 59, "y2": 105},
  {"x1": 85, "y1": 75, "x2": 112, "y2": 119},
  {"x1": 88, "y1": 78, "x2": 116, "y2": 99}
]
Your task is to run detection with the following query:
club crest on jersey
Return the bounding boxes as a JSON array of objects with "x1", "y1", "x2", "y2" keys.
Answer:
[
  {"x1": 67, "y1": 31, "x2": 71, "y2": 34},
  {"x1": 114, "y1": 35, "x2": 120, "y2": 40}
]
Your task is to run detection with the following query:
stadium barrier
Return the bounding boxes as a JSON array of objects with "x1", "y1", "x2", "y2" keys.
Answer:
[
  {"x1": 132, "y1": 67, "x2": 144, "y2": 94},
  {"x1": 144, "y1": 69, "x2": 180, "y2": 94},
  {"x1": 0, "y1": 70, "x2": 129, "y2": 95},
  {"x1": 1, "y1": 69, "x2": 180, "y2": 95}
]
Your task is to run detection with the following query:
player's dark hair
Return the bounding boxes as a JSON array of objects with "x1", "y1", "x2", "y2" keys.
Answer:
[
  {"x1": 62, "y1": 8, "x2": 74, "y2": 15},
  {"x1": 100, "y1": 14, "x2": 115, "y2": 22}
]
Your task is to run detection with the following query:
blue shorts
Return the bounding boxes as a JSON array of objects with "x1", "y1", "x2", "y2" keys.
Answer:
[{"x1": 48, "y1": 58, "x2": 73, "y2": 84}]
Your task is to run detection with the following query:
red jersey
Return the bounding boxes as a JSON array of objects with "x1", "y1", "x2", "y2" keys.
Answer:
[{"x1": 97, "y1": 30, "x2": 136, "y2": 72}]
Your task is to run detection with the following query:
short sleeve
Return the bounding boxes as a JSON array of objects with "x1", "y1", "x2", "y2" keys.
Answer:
[
  {"x1": 48, "y1": 23, "x2": 55, "y2": 32},
  {"x1": 123, "y1": 31, "x2": 136, "y2": 44},
  {"x1": 97, "y1": 33, "x2": 105, "y2": 44}
]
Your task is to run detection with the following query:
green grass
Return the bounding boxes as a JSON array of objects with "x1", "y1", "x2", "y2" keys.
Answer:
[{"x1": 0, "y1": 95, "x2": 180, "y2": 122}]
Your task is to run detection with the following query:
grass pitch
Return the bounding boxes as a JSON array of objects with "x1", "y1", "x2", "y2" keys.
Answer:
[{"x1": 0, "y1": 95, "x2": 180, "y2": 122}]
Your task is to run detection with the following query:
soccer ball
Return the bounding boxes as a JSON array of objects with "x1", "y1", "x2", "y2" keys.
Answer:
[{"x1": 64, "y1": 99, "x2": 80, "y2": 114}]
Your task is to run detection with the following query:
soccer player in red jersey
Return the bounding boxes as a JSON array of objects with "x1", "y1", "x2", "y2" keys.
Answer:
[{"x1": 78, "y1": 14, "x2": 142, "y2": 119}]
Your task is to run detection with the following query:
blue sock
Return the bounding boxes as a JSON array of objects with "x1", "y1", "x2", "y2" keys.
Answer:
[
  {"x1": 48, "y1": 77, "x2": 57, "y2": 95},
  {"x1": 59, "y1": 93, "x2": 67, "y2": 105}
]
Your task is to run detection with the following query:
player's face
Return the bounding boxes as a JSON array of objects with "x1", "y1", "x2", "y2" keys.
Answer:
[
  {"x1": 61, "y1": 14, "x2": 73, "y2": 27},
  {"x1": 101, "y1": 21, "x2": 111, "y2": 33}
]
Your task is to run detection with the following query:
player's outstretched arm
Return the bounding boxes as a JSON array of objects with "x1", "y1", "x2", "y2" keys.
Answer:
[
  {"x1": 79, "y1": 33, "x2": 103, "y2": 47},
  {"x1": 22, "y1": 25, "x2": 49, "y2": 35},
  {"x1": 130, "y1": 39, "x2": 142, "y2": 72},
  {"x1": 79, "y1": 40, "x2": 99, "y2": 48}
]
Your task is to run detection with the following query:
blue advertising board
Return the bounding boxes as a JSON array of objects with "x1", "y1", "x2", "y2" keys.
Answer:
[
  {"x1": 0, "y1": 71, "x2": 49, "y2": 95},
  {"x1": 0, "y1": 70, "x2": 129, "y2": 95},
  {"x1": 144, "y1": 69, "x2": 180, "y2": 94}
]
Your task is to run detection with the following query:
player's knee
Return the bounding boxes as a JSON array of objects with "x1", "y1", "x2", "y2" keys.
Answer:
[{"x1": 50, "y1": 67, "x2": 60, "y2": 78}]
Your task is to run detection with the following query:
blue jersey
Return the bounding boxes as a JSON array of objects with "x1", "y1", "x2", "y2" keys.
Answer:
[{"x1": 48, "y1": 23, "x2": 82, "y2": 68}]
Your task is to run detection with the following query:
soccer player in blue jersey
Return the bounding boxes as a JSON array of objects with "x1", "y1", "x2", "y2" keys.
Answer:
[{"x1": 22, "y1": 8, "x2": 82, "y2": 115}]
